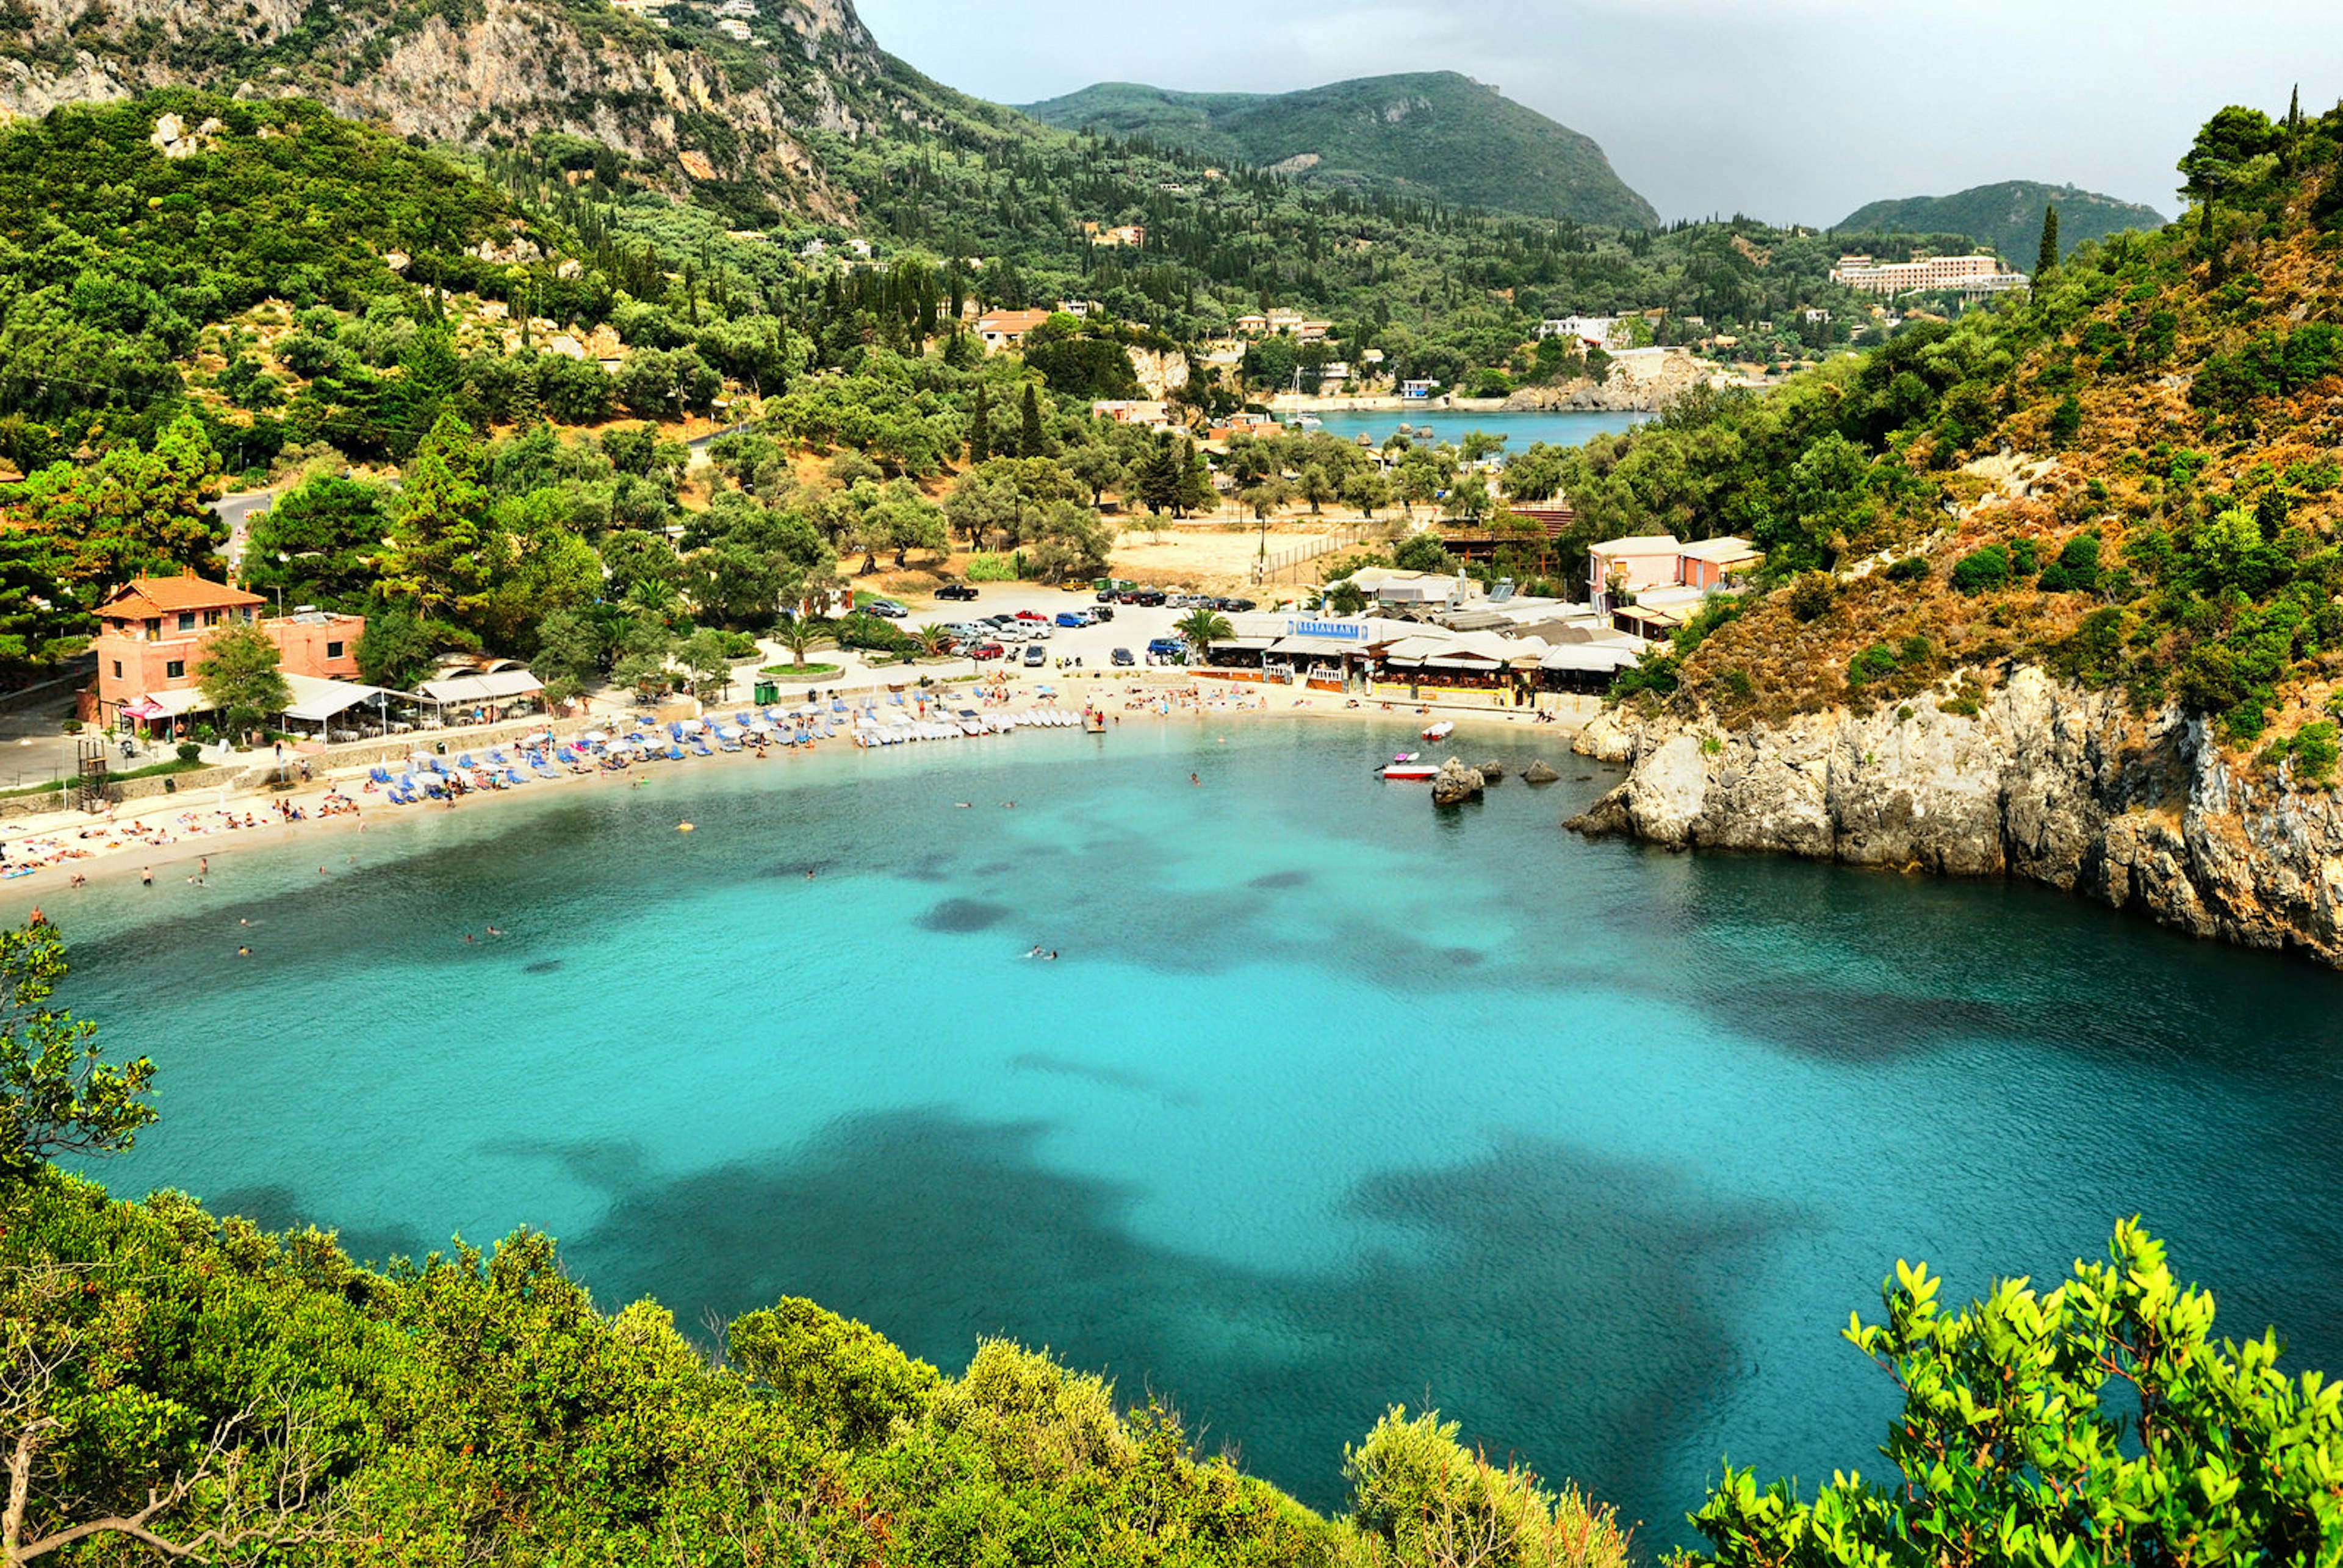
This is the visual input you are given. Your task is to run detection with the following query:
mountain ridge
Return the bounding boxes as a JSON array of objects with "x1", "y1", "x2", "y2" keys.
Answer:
[
  {"x1": 1020, "y1": 72, "x2": 1659, "y2": 228},
  {"x1": 1836, "y1": 179, "x2": 2167, "y2": 262}
]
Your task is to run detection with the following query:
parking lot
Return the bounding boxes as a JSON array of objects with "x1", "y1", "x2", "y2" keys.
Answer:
[{"x1": 888, "y1": 583, "x2": 1248, "y2": 672}]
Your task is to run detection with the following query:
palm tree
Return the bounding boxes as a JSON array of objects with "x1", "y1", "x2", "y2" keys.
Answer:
[
  {"x1": 773, "y1": 614, "x2": 835, "y2": 669},
  {"x1": 1173, "y1": 606, "x2": 1233, "y2": 659},
  {"x1": 911, "y1": 624, "x2": 954, "y2": 658}
]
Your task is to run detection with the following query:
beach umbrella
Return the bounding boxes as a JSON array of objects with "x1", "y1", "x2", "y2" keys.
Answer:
[{"x1": 582, "y1": 730, "x2": 610, "y2": 744}]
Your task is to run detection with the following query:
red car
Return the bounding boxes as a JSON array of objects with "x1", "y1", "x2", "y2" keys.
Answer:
[
  {"x1": 970, "y1": 642, "x2": 1007, "y2": 660},
  {"x1": 1014, "y1": 610, "x2": 1048, "y2": 622}
]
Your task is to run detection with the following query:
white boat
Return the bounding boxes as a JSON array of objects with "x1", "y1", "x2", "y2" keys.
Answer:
[{"x1": 1421, "y1": 720, "x2": 1455, "y2": 743}]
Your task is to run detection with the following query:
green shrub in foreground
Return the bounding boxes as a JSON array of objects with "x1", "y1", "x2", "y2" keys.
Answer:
[{"x1": 1680, "y1": 1219, "x2": 2343, "y2": 1567}]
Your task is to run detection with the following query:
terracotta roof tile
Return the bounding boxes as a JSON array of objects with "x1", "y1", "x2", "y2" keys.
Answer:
[{"x1": 96, "y1": 573, "x2": 265, "y2": 620}]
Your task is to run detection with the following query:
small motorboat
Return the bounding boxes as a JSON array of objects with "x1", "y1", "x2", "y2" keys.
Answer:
[
  {"x1": 1381, "y1": 752, "x2": 1436, "y2": 781},
  {"x1": 1421, "y1": 720, "x2": 1455, "y2": 743}
]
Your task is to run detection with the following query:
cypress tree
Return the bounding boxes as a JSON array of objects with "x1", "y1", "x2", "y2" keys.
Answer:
[
  {"x1": 2036, "y1": 203, "x2": 2060, "y2": 276},
  {"x1": 1018, "y1": 383, "x2": 1045, "y2": 458},
  {"x1": 968, "y1": 383, "x2": 990, "y2": 462}
]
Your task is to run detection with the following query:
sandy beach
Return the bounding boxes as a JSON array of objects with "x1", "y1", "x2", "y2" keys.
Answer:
[{"x1": 0, "y1": 673, "x2": 1592, "y2": 903}]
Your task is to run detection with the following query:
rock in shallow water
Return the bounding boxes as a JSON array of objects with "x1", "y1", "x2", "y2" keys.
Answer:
[
  {"x1": 1522, "y1": 760, "x2": 1559, "y2": 785},
  {"x1": 1431, "y1": 758, "x2": 1485, "y2": 807}
]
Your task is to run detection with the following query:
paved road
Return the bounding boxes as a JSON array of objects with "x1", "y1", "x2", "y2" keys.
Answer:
[{"x1": 212, "y1": 489, "x2": 271, "y2": 573}]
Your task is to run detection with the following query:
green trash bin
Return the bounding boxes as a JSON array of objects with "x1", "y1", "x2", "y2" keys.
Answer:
[{"x1": 753, "y1": 680, "x2": 777, "y2": 705}]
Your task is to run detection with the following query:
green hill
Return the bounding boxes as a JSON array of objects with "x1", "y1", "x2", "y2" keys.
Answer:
[
  {"x1": 1836, "y1": 181, "x2": 2167, "y2": 262},
  {"x1": 1020, "y1": 73, "x2": 1659, "y2": 227}
]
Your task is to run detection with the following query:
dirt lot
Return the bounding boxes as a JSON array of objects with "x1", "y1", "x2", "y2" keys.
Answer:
[{"x1": 845, "y1": 511, "x2": 1393, "y2": 600}]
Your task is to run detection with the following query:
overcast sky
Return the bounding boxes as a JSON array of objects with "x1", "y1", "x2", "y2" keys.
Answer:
[{"x1": 853, "y1": 0, "x2": 2336, "y2": 224}]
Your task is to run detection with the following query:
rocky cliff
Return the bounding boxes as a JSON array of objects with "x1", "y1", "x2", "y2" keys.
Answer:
[
  {"x1": 0, "y1": 0, "x2": 987, "y2": 215},
  {"x1": 1569, "y1": 669, "x2": 2343, "y2": 965},
  {"x1": 1504, "y1": 350, "x2": 1716, "y2": 414}
]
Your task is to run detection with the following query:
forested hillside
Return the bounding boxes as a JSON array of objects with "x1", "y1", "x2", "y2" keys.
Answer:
[
  {"x1": 1020, "y1": 73, "x2": 1659, "y2": 228},
  {"x1": 1572, "y1": 101, "x2": 2343, "y2": 768},
  {"x1": 0, "y1": 0, "x2": 2003, "y2": 390},
  {"x1": 1838, "y1": 179, "x2": 2168, "y2": 263}
]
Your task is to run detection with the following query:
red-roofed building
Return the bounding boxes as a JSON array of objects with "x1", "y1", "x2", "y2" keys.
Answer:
[
  {"x1": 87, "y1": 570, "x2": 366, "y2": 732},
  {"x1": 974, "y1": 310, "x2": 1053, "y2": 354}
]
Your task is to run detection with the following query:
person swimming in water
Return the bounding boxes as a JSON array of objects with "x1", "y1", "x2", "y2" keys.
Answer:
[
  {"x1": 1026, "y1": 944, "x2": 1045, "y2": 958},
  {"x1": 486, "y1": 926, "x2": 504, "y2": 937},
  {"x1": 236, "y1": 945, "x2": 251, "y2": 957}
]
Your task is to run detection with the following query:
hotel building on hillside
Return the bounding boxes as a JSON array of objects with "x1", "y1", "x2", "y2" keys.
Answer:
[{"x1": 1828, "y1": 253, "x2": 2029, "y2": 296}]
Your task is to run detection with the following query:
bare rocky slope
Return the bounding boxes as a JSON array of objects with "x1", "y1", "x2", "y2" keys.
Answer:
[
  {"x1": 1569, "y1": 672, "x2": 2343, "y2": 963},
  {"x1": 0, "y1": 0, "x2": 1008, "y2": 217}
]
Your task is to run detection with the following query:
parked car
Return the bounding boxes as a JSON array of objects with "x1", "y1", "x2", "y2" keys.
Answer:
[
  {"x1": 1132, "y1": 590, "x2": 1168, "y2": 606},
  {"x1": 1213, "y1": 597, "x2": 1257, "y2": 613},
  {"x1": 1021, "y1": 644, "x2": 1047, "y2": 666},
  {"x1": 984, "y1": 613, "x2": 1018, "y2": 626},
  {"x1": 1025, "y1": 623, "x2": 1052, "y2": 639},
  {"x1": 1110, "y1": 647, "x2": 1136, "y2": 666},
  {"x1": 1146, "y1": 636, "x2": 1187, "y2": 657},
  {"x1": 1054, "y1": 610, "x2": 1091, "y2": 628},
  {"x1": 970, "y1": 641, "x2": 1006, "y2": 660},
  {"x1": 936, "y1": 584, "x2": 979, "y2": 601},
  {"x1": 1090, "y1": 603, "x2": 1115, "y2": 622},
  {"x1": 1014, "y1": 610, "x2": 1048, "y2": 622},
  {"x1": 863, "y1": 600, "x2": 907, "y2": 618}
]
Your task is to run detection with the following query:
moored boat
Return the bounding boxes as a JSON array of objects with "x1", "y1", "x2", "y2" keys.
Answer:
[{"x1": 1381, "y1": 751, "x2": 1436, "y2": 781}]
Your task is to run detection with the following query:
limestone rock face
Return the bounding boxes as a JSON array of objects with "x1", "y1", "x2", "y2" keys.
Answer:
[
  {"x1": 1430, "y1": 757, "x2": 1485, "y2": 807},
  {"x1": 1477, "y1": 758, "x2": 1505, "y2": 782},
  {"x1": 1126, "y1": 347, "x2": 1190, "y2": 400},
  {"x1": 0, "y1": 0, "x2": 891, "y2": 220},
  {"x1": 1568, "y1": 667, "x2": 2343, "y2": 964}
]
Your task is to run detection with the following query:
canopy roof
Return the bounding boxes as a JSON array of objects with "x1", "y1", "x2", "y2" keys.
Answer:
[
  {"x1": 1541, "y1": 644, "x2": 1644, "y2": 672},
  {"x1": 282, "y1": 672, "x2": 390, "y2": 722},
  {"x1": 419, "y1": 669, "x2": 544, "y2": 703}
]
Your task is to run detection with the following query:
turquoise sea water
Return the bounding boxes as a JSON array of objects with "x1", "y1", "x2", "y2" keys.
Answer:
[
  {"x1": 30, "y1": 717, "x2": 2343, "y2": 1545},
  {"x1": 1308, "y1": 408, "x2": 1646, "y2": 448}
]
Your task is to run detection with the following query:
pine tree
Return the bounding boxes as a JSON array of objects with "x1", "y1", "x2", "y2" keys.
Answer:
[
  {"x1": 2035, "y1": 203, "x2": 2060, "y2": 277},
  {"x1": 968, "y1": 383, "x2": 990, "y2": 462},
  {"x1": 1018, "y1": 383, "x2": 1045, "y2": 458}
]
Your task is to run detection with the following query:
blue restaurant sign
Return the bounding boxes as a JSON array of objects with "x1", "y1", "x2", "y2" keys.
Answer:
[{"x1": 1285, "y1": 619, "x2": 1369, "y2": 640}]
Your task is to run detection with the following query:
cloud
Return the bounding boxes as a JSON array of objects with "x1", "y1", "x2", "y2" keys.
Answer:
[{"x1": 856, "y1": 0, "x2": 2336, "y2": 222}]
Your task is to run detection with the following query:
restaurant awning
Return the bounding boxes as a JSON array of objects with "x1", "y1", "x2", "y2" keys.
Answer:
[
  {"x1": 418, "y1": 669, "x2": 545, "y2": 703},
  {"x1": 1541, "y1": 644, "x2": 1644, "y2": 672},
  {"x1": 282, "y1": 673, "x2": 391, "y2": 722},
  {"x1": 1208, "y1": 636, "x2": 1277, "y2": 652},
  {"x1": 145, "y1": 687, "x2": 216, "y2": 718}
]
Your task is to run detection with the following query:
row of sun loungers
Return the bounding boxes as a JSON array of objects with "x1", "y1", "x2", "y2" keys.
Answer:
[
  {"x1": 372, "y1": 710, "x2": 848, "y2": 803},
  {"x1": 849, "y1": 706, "x2": 1085, "y2": 746}
]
